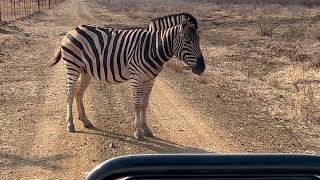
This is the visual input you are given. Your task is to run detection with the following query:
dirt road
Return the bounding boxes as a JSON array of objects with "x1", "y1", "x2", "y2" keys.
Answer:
[
  {"x1": 1, "y1": 0, "x2": 319, "y2": 179},
  {"x1": 0, "y1": 1, "x2": 236, "y2": 179}
]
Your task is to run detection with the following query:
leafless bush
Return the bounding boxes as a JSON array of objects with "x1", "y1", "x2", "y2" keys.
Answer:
[
  {"x1": 289, "y1": 45, "x2": 310, "y2": 63},
  {"x1": 303, "y1": 0, "x2": 313, "y2": 8},
  {"x1": 291, "y1": 52, "x2": 310, "y2": 63},
  {"x1": 314, "y1": 29, "x2": 320, "y2": 41},
  {"x1": 257, "y1": 16, "x2": 275, "y2": 37},
  {"x1": 281, "y1": 25, "x2": 305, "y2": 40},
  {"x1": 268, "y1": 78, "x2": 281, "y2": 88},
  {"x1": 243, "y1": 68, "x2": 254, "y2": 78},
  {"x1": 307, "y1": 53, "x2": 320, "y2": 69}
]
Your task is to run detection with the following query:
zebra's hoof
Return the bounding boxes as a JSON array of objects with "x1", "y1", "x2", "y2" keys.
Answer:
[
  {"x1": 67, "y1": 125, "x2": 75, "y2": 133},
  {"x1": 134, "y1": 132, "x2": 145, "y2": 140},
  {"x1": 144, "y1": 130, "x2": 154, "y2": 137},
  {"x1": 84, "y1": 122, "x2": 94, "y2": 129}
]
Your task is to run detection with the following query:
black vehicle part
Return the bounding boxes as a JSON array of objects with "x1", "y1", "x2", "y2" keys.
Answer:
[{"x1": 86, "y1": 154, "x2": 320, "y2": 180}]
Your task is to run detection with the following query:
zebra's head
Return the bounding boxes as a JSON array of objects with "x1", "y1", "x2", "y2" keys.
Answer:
[{"x1": 174, "y1": 20, "x2": 205, "y2": 75}]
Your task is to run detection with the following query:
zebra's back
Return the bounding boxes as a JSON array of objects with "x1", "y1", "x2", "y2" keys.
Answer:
[{"x1": 61, "y1": 25, "x2": 147, "y2": 83}]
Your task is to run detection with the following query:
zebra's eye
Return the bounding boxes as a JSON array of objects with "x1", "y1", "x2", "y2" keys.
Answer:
[{"x1": 185, "y1": 40, "x2": 191, "y2": 44}]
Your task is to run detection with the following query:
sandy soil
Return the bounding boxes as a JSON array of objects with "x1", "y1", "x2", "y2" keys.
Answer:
[{"x1": 1, "y1": 0, "x2": 320, "y2": 179}]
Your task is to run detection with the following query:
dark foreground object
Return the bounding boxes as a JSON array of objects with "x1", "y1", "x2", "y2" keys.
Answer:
[{"x1": 86, "y1": 154, "x2": 320, "y2": 180}]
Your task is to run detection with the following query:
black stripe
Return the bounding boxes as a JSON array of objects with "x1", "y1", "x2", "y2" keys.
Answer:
[
  {"x1": 126, "y1": 30, "x2": 142, "y2": 65},
  {"x1": 63, "y1": 57, "x2": 80, "y2": 68},
  {"x1": 129, "y1": 66, "x2": 138, "y2": 75},
  {"x1": 123, "y1": 32, "x2": 134, "y2": 67},
  {"x1": 109, "y1": 30, "x2": 122, "y2": 83},
  {"x1": 163, "y1": 31, "x2": 172, "y2": 59},
  {"x1": 116, "y1": 30, "x2": 130, "y2": 81},
  {"x1": 143, "y1": 32, "x2": 158, "y2": 71},
  {"x1": 66, "y1": 67, "x2": 78, "y2": 72},
  {"x1": 61, "y1": 46, "x2": 82, "y2": 63},
  {"x1": 173, "y1": 17, "x2": 177, "y2": 26},
  {"x1": 66, "y1": 34, "x2": 83, "y2": 51},
  {"x1": 138, "y1": 35, "x2": 156, "y2": 79},
  {"x1": 68, "y1": 77, "x2": 78, "y2": 81},
  {"x1": 156, "y1": 32, "x2": 166, "y2": 60},
  {"x1": 168, "y1": 16, "x2": 173, "y2": 27},
  {"x1": 164, "y1": 17, "x2": 169, "y2": 29},
  {"x1": 131, "y1": 81, "x2": 141, "y2": 86},
  {"x1": 138, "y1": 31, "x2": 148, "y2": 69},
  {"x1": 61, "y1": 45, "x2": 92, "y2": 73},
  {"x1": 67, "y1": 72, "x2": 78, "y2": 76},
  {"x1": 82, "y1": 25, "x2": 105, "y2": 52},
  {"x1": 161, "y1": 19, "x2": 165, "y2": 30},
  {"x1": 75, "y1": 27, "x2": 101, "y2": 80},
  {"x1": 103, "y1": 29, "x2": 114, "y2": 81},
  {"x1": 149, "y1": 31, "x2": 163, "y2": 67}
]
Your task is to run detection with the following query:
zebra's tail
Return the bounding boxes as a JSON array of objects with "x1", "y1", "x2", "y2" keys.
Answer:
[{"x1": 48, "y1": 49, "x2": 62, "y2": 67}]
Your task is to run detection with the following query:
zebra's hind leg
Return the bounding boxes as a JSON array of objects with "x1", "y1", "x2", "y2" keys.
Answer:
[
  {"x1": 141, "y1": 79, "x2": 155, "y2": 137},
  {"x1": 131, "y1": 78, "x2": 144, "y2": 140},
  {"x1": 76, "y1": 71, "x2": 94, "y2": 129},
  {"x1": 66, "y1": 67, "x2": 80, "y2": 132}
]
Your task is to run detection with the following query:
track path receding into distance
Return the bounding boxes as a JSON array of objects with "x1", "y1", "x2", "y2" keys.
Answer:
[{"x1": 0, "y1": 0, "x2": 238, "y2": 179}]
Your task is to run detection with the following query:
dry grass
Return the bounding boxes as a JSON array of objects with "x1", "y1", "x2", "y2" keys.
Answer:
[
  {"x1": 282, "y1": 25, "x2": 305, "y2": 40},
  {"x1": 168, "y1": 60, "x2": 209, "y2": 84},
  {"x1": 195, "y1": 75, "x2": 209, "y2": 84},
  {"x1": 284, "y1": 65, "x2": 320, "y2": 123},
  {"x1": 288, "y1": 65, "x2": 305, "y2": 83},
  {"x1": 266, "y1": 63, "x2": 320, "y2": 125},
  {"x1": 286, "y1": 44, "x2": 311, "y2": 64},
  {"x1": 268, "y1": 78, "x2": 281, "y2": 88},
  {"x1": 257, "y1": 15, "x2": 275, "y2": 37},
  {"x1": 292, "y1": 84, "x2": 319, "y2": 123},
  {"x1": 314, "y1": 29, "x2": 320, "y2": 41},
  {"x1": 291, "y1": 52, "x2": 310, "y2": 63},
  {"x1": 73, "y1": 1, "x2": 98, "y2": 24},
  {"x1": 168, "y1": 60, "x2": 185, "y2": 73}
]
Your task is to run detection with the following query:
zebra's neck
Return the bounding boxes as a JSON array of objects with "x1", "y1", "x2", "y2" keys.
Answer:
[
  {"x1": 152, "y1": 26, "x2": 178, "y2": 62},
  {"x1": 128, "y1": 26, "x2": 180, "y2": 79}
]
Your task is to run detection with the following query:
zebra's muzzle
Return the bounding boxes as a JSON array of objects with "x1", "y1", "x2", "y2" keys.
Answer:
[{"x1": 192, "y1": 56, "x2": 205, "y2": 75}]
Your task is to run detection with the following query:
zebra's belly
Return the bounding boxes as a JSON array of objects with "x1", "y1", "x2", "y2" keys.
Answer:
[{"x1": 86, "y1": 65, "x2": 130, "y2": 84}]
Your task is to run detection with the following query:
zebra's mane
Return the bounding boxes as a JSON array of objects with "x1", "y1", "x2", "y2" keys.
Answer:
[{"x1": 149, "y1": 13, "x2": 198, "y2": 30}]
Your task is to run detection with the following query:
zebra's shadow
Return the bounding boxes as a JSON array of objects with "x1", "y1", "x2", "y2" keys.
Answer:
[{"x1": 76, "y1": 127, "x2": 213, "y2": 154}]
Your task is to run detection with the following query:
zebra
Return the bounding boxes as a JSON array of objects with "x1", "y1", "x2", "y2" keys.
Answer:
[{"x1": 48, "y1": 14, "x2": 205, "y2": 140}]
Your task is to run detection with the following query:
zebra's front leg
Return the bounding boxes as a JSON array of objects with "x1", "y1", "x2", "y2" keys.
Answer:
[
  {"x1": 76, "y1": 72, "x2": 94, "y2": 129},
  {"x1": 132, "y1": 79, "x2": 144, "y2": 140},
  {"x1": 141, "y1": 79, "x2": 155, "y2": 137},
  {"x1": 66, "y1": 69, "x2": 80, "y2": 132}
]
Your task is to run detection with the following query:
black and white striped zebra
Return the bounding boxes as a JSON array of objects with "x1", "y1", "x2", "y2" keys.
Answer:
[{"x1": 48, "y1": 14, "x2": 205, "y2": 140}]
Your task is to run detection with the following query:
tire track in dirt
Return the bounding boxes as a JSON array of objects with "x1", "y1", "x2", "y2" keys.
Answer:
[
  {"x1": 18, "y1": 1, "x2": 106, "y2": 179},
  {"x1": 89, "y1": 80, "x2": 211, "y2": 156},
  {"x1": 1, "y1": 0, "x2": 104, "y2": 179},
  {"x1": 149, "y1": 76, "x2": 238, "y2": 153},
  {"x1": 20, "y1": 61, "x2": 100, "y2": 179}
]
